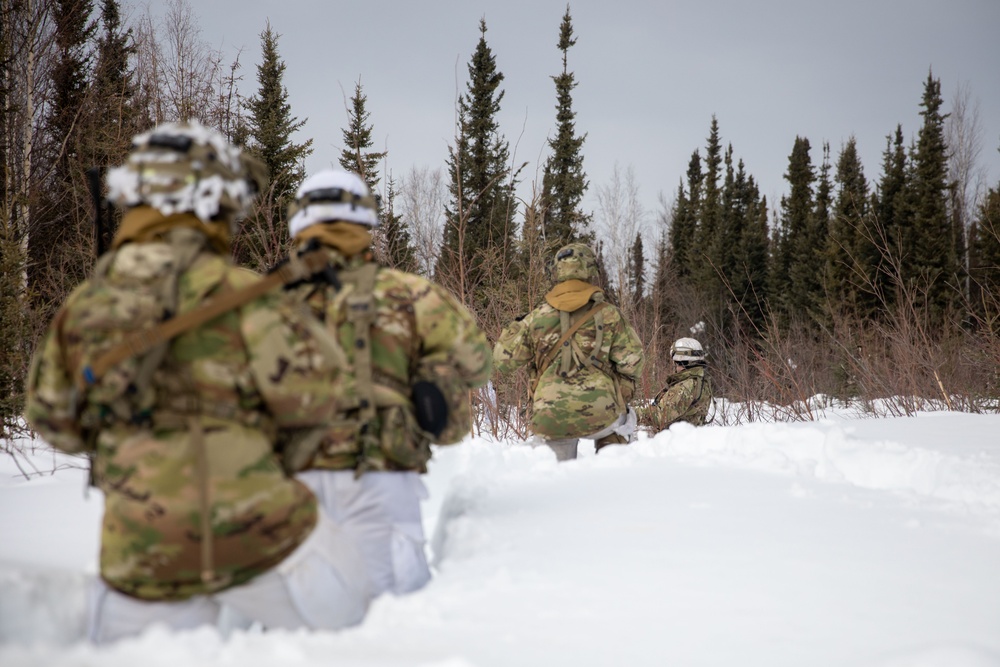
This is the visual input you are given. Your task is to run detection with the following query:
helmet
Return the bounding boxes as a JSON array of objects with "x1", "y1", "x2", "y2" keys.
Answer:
[
  {"x1": 105, "y1": 120, "x2": 266, "y2": 225},
  {"x1": 671, "y1": 337, "x2": 705, "y2": 363},
  {"x1": 287, "y1": 169, "x2": 379, "y2": 237},
  {"x1": 553, "y1": 243, "x2": 598, "y2": 283}
]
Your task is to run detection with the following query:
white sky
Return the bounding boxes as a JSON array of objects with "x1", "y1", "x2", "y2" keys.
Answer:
[
  {"x1": 3, "y1": 408, "x2": 1000, "y2": 665},
  {"x1": 174, "y1": 0, "x2": 999, "y2": 230}
]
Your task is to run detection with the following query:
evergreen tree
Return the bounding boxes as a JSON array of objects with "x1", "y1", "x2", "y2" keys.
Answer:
[
  {"x1": 245, "y1": 23, "x2": 312, "y2": 205},
  {"x1": 825, "y1": 137, "x2": 873, "y2": 315},
  {"x1": 729, "y1": 160, "x2": 770, "y2": 334},
  {"x1": 628, "y1": 231, "x2": 645, "y2": 308},
  {"x1": 338, "y1": 78, "x2": 387, "y2": 195},
  {"x1": 668, "y1": 150, "x2": 702, "y2": 281},
  {"x1": 30, "y1": 0, "x2": 96, "y2": 303},
  {"x1": 910, "y1": 71, "x2": 960, "y2": 324},
  {"x1": 693, "y1": 116, "x2": 723, "y2": 295},
  {"x1": 969, "y1": 183, "x2": 1000, "y2": 323},
  {"x1": 540, "y1": 5, "x2": 589, "y2": 247},
  {"x1": 874, "y1": 124, "x2": 908, "y2": 308},
  {"x1": 88, "y1": 0, "x2": 140, "y2": 249},
  {"x1": 437, "y1": 19, "x2": 519, "y2": 302},
  {"x1": 773, "y1": 136, "x2": 818, "y2": 318},
  {"x1": 379, "y1": 175, "x2": 416, "y2": 271}
]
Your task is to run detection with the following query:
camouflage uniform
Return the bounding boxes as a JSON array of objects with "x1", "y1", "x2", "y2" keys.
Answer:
[
  {"x1": 653, "y1": 365, "x2": 713, "y2": 427},
  {"x1": 494, "y1": 243, "x2": 645, "y2": 460},
  {"x1": 24, "y1": 123, "x2": 368, "y2": 642},
  {"x1": 285, "y1": 169, "x2": 492, "y2": 596}
]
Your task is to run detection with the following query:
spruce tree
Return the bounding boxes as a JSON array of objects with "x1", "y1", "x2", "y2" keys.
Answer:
[
  {"x1": 668, "y1": 150, "x2": 702, "y2": 281},
  {"x1": 874, "y1": 125, "x2": 908, "y2": 308},
  {"x1": 729, "y1": 160, "x2": 770, "y2": 334},
  {"x1": 245, "y1": 23, "x2": 312, "y2": 205},
  {"x1": 693, "y1": 116, "x2": 723, "y2": 295},
  {"x1": 540, "y1": 5, "x2": 589, "y2": 247},
  {"x1": 339, "y1": 78, "x2": 387, "y2": 194},
  {"x1": 969, "y1": 183, "x2": 1000, "y2": 323},
  {"x1": 773, "y1": 136, "x2": 818, "y2": 318},
  {"x1": 825, "y1": 137, "x2": 873, "y2": 315},
  {"x1": 30, "y1": 0, "x2": 96, "y2": 305},
  {"x1": 437, "y1": 19, "x2": 518, "y2": 302},
  {"x1": 379, "y1": 176, "x2": 416, "y2": 271},
  {"x1": 910, "y1": 71, "x2": 960, "y2": 324},
  {"x1": 628, "y1": 231, "x2": 645, "y2": 309}
]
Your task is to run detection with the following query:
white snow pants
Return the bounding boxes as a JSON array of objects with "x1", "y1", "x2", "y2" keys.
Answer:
[
  {"x1": 87, "y1": 512, "x2": 370, "y2": 644},
  {"x1": 296, "y1": 469, "x2": 431, "y2": 597}
]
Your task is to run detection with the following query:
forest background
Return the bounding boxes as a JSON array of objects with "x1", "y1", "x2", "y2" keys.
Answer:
[{"x1": 2, "y1": 0, "x2": 1000, "y2": 444}]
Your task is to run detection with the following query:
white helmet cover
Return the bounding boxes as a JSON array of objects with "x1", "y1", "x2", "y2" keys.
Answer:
[
  {"x1": 105, "y1": 120, "x2": 259, "y2": 224},
  {"x1": 288, "y1": 169, "x2": 379, "y2": 237},
  {"x1": 671, "y1": 337, "x2": 705, "y2": 363}
]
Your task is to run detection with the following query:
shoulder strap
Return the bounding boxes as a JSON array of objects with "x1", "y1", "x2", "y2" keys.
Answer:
[
  {"x1": 341, "y1": 262, "x2": 379, "y2": 425},
  {"x1": 531, "y1": 301, "x2": 610, "y2": 395},
  {"x1": 80, "y1": 247, "x2": 333, "y2": 391}
]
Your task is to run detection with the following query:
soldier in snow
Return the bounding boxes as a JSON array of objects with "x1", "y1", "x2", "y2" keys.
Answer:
[
  {"x1": 493, "y1": 243, "x2": 645, "y2": 461},
  {"x1": 25, "y1": 122, "x2": 369, "y2": 643},
  {"x1": 282, "y1": 169, "x2": 492, "y2": 597},
  {"x1": 650, "y1": 337, "x2": 714, "y2": 428}
]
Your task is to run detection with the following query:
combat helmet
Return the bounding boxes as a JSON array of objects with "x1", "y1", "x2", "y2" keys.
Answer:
[
  {"x1": 671, "y1": 337, "x2": 706, "y2": 366},
  {"x1": 553, "y1": 243, "x2": 599, "y2": 283},
  {"x1": 105, "y1": 120, "x2": 266, "y2": 228},
  {"x1": 287, "y1": 169, "x2": 379, "y2": 238}
]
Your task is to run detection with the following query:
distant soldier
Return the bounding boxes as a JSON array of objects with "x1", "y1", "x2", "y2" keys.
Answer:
[
  {"x1": 652, "y1": 337, "x2": 713, "y2": 428},
  {"x1": 25, "y1": 122, "x2": 369, "y2": 643},
  {"x1": 283, "y1": 169, "x2": 492, "y2": 597},
  {"x1": 494, "y1": 243, "x2": 645, "y2": 461}
]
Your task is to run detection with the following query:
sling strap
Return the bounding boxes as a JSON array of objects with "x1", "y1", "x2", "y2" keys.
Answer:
[
  {"x1": 531, "y1": 301, "x2": 611, "y2": 395},
  {"x1": 80, "y1": 247, "x2": 333, "y2": 391}
]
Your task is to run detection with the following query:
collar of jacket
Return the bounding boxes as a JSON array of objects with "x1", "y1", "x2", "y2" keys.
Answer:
[
  {"x1": 544, "y1": 279, "x2": 603, "y2": 312},
  {"x1": 294, "y1": 222, "x2": 373, "y2": 259},
  {"x1": 112, "y1": 205, "x2": 229, "y2": 253}
]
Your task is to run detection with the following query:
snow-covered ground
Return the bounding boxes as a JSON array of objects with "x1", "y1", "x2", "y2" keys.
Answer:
[{"x1": 2, "y1": 410, "x2": 1000, "y2": 667}]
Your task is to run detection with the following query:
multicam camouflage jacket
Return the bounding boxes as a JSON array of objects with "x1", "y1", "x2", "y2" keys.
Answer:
[
  {"x1": 494, "y1": 290, "x2": 645, "y2": 439},
  {"x1": 293, "y1": 246, "x2": 492, "y2": 473},
  {"x1": 653, "y1": 365, "x2": 712, "y2": 427},
  {"x1": 25, "y1": 217, "x2": 341, "y2": 601}
]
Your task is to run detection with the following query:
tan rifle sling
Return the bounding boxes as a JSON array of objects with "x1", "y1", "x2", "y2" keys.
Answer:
[{"x1": 79, "y1": 247, "x2": 332, "y2": 392}]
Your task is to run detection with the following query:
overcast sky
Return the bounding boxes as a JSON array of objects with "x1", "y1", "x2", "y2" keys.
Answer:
[{"x1": 186, "y1": 0, "x2": 1000, "y2": 233}]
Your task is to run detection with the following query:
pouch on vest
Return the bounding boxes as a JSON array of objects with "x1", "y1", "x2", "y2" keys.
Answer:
[
  {"x1": 72, "y1": 234, "x2": 204, "y2": 427},
  {"x1": 413, "y1": 359, "x2": 472, "y2": 445}
]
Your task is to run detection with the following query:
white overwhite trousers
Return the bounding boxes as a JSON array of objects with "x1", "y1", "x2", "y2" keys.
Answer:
[
  {"x1": 87, "y1": 512, "x2": 370, "y2": 644},
  {"x1": 296, "y1": 469, "x2": 431, "y2": 597}
]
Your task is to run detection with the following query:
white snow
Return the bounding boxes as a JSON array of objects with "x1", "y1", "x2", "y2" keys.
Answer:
[{"x1": 2, "y1": 410, "x2": 1000, "y2": 667}]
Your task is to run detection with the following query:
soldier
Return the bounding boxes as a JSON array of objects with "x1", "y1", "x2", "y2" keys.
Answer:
[
  {"x1": 283, "y1": 169, "x2": 492, "y2": 597},
  {"x1": 25, "y1": 122, "x2": 369, "y2": 643},
  {"x1": 494, "y1": 243, "x2": 645, "y2": 461},
  {"x1": 651, "y1": 337, "x2": 713, "y2": 428}
]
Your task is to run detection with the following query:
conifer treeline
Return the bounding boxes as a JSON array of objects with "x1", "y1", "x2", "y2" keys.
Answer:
[{"x1": 2, "y1": 1, "x2": 999, "y2": 438}]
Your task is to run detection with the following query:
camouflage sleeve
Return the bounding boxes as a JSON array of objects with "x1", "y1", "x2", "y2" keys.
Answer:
[
  {"x1": 655, "y1": 378, "x2": 697, "y2": 427},
  {"x1": 241, "y1": 283, "x2": 344, "y2": 429},
  {"x1": 414, "y1": 282, "x2": 492, "y2": 389},
  {"x1": 493, "y1": 316, "x2": 534, "y2": 375},
  {"x1": 24, "y1": 305, "x2": 88, "y2": 454},
  {"x1": 608, "y1": 308, "x2": 645, "y2": 382}
]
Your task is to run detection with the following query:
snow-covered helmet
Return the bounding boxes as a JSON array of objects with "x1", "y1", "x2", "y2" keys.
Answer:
[
  {"x1": 671, "y1": 337, "x2": 706, "y2": 364},
  {"x1": 105, "y1": 120, "x2": 266, "y2": 225},
  {"x1": 553, "y1": 243, "x2": 599, "y2": 283},
  {"x1": 287, "y1": 169, "x2": 379, "y2": 237}
]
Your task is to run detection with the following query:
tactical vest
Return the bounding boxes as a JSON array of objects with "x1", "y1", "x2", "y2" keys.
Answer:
[
  {"x1": 534, "y1": 295, "x2": 625, "y2": 411},
  {"x1": 292, "y1": 260, "x2": 472, "y2": 475}
]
